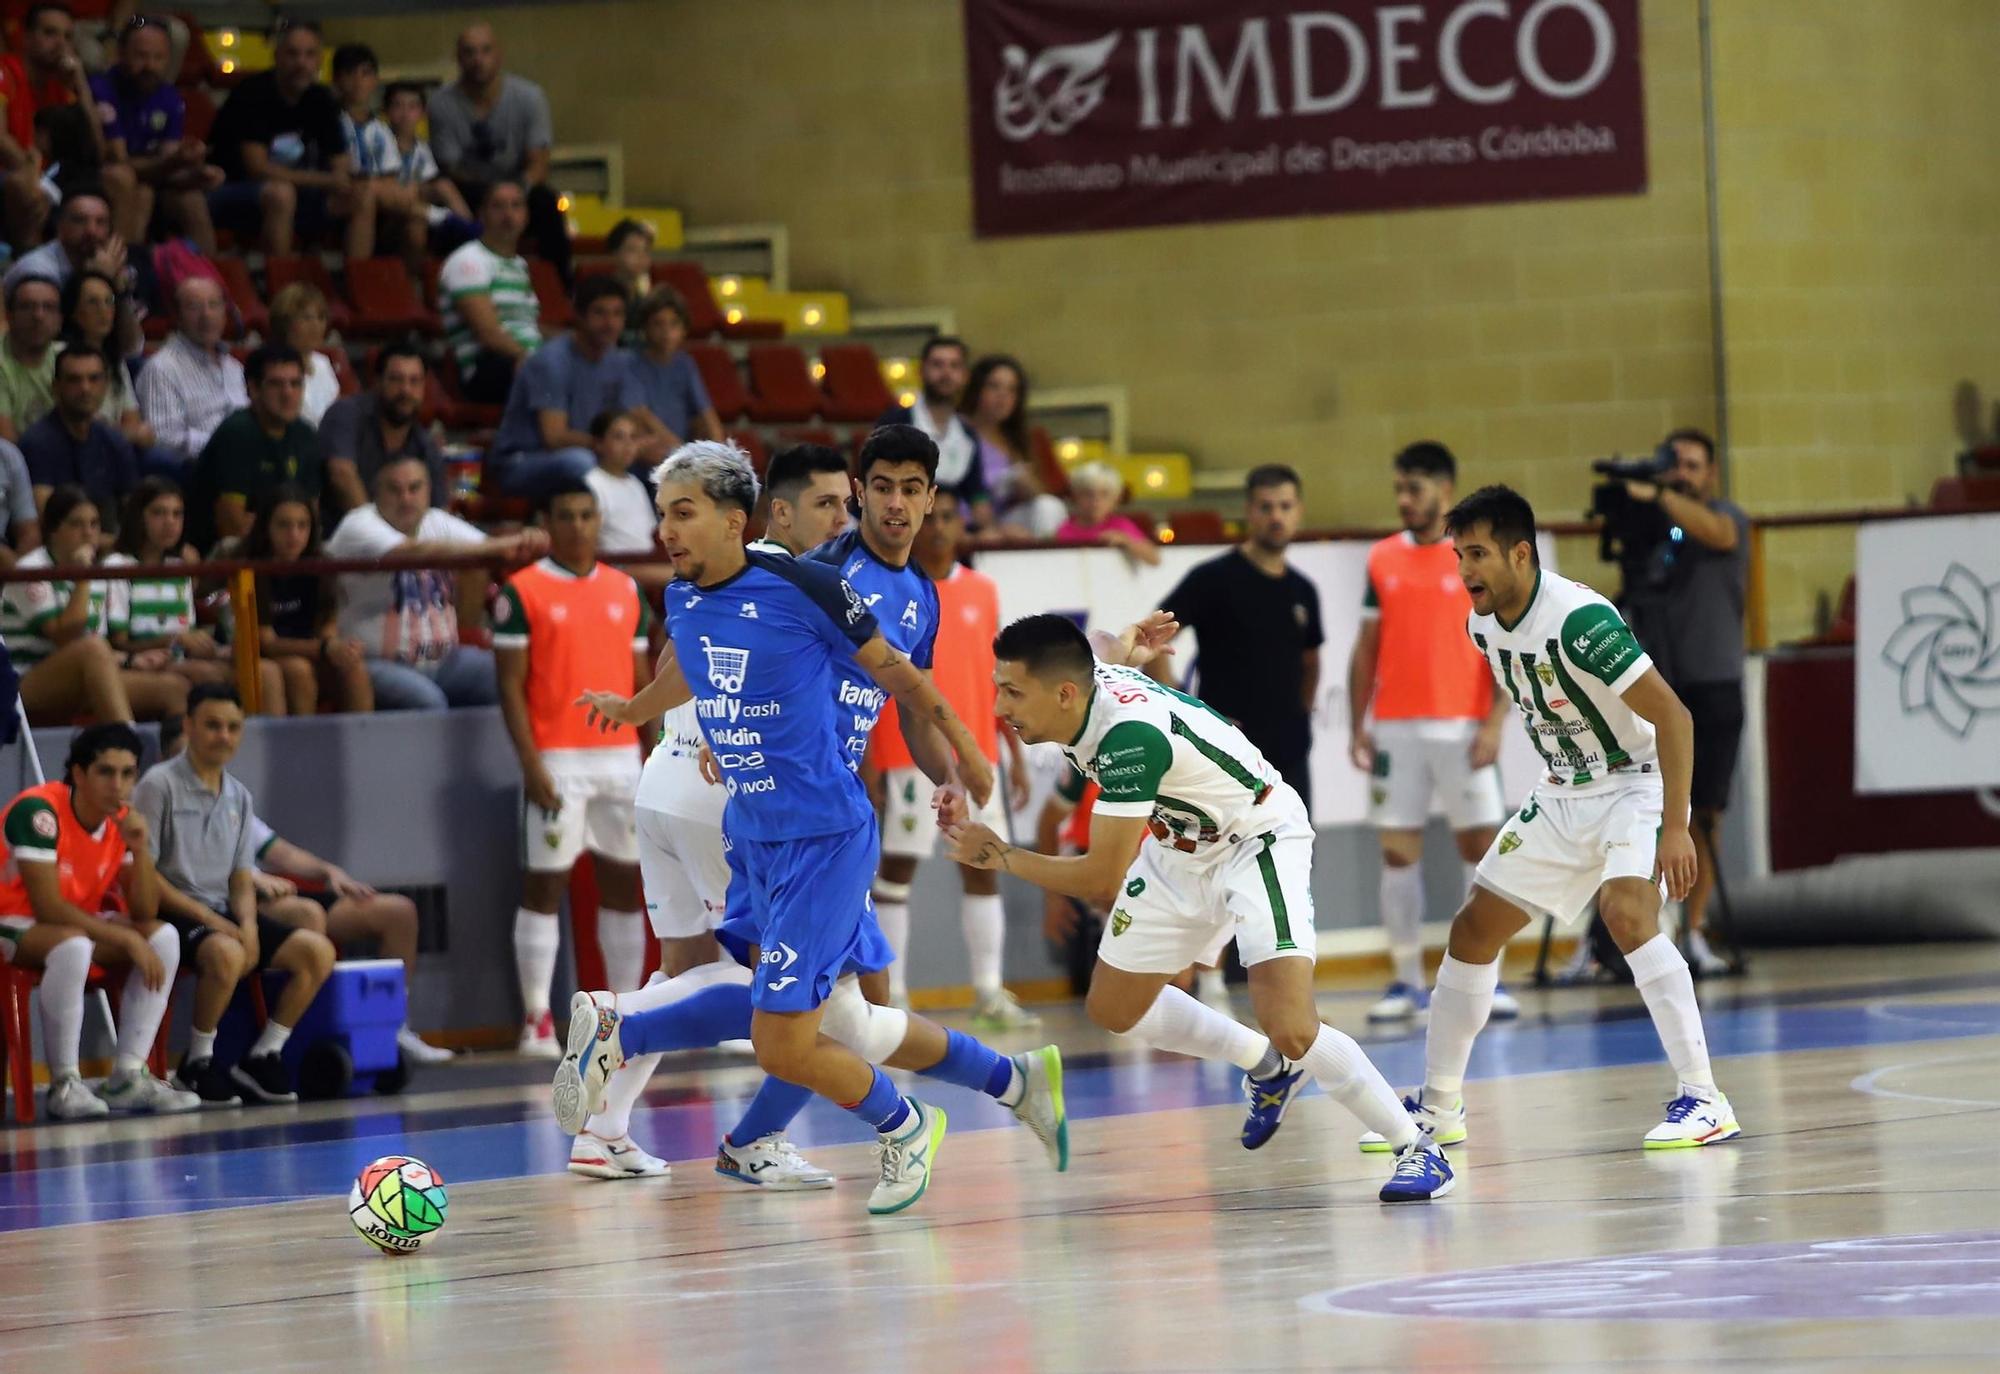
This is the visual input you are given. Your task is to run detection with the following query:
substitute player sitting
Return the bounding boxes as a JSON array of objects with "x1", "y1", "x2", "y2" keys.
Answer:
[
  {"x1": 1356, "y1": 486, "x2": 1736, "y2": 1185},
  {"x1": 0, "y1": 723, "x2": 195, "y2": 1119},
  {"x1": 945, "y1": 615, "x2": 1455, "y2": 1203},
  {"x1": 496, "y1": 479, "x2": 654, "y2": 1056}
]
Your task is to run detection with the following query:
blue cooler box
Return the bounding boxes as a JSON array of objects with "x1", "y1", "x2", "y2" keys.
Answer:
[{"x1": 216, "y1": 958, "x2": 407, "y2": 1097}]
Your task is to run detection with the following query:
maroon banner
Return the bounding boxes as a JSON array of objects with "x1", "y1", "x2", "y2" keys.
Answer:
[{"x1": 964, "y1": 0, "x2": 1648, "y2": 237}]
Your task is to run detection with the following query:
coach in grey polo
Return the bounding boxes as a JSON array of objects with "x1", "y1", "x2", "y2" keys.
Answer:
[{"x1": 132, "y1": 722, "x2": 259, "y2": 916}]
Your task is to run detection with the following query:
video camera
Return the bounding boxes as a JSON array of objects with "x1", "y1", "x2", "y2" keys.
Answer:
[{"x1": 1590, "y1": 441, "x2": 1683, "y2": 600}]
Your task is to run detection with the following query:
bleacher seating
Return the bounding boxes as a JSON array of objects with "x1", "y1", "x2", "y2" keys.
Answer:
[
  {"x1": 265, "y1": 255, "x2": 354, "y2": 332},
  {"x1": 818, "y1": 343, "x2": 894, "y2": 422},
  {"x1": 345, "y1": 258, "x2": 442, "y2": 339},
  {"x1": 745, "y1": 344, "x2": 823, "y2": 424},
  {"x1": 688, "y1": 343, "x2": 750, "y2": 422}
]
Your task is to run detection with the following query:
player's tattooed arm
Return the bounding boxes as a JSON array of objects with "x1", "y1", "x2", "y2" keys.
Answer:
[{"x1": 857, "y1": 634, "x2": 996, "y2": 806}]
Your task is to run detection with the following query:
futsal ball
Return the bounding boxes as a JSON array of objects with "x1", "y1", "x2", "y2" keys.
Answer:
[{"x1": 349, "y1": 1155, "x2": 449, "y2": 1255}]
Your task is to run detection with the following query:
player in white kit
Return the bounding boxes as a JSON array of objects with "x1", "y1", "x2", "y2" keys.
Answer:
[{"x1": 1356, "y1": 487, "x2": 1738, "y2": 1192}]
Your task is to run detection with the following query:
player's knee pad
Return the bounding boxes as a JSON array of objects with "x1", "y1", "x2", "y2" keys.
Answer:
[
  {"x1": 820, "y1": 978, "x2": 908, "y2": 1063},
  {"x1": 872, "y1": 879, "x2": 913, "y2": 904}
]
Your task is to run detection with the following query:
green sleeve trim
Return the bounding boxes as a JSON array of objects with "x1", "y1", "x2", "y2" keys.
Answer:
[
  {"x1": 1091, "y1": 720, "x2": 1172, "y2": 806},
  {"x1": 1362, "y1": 575, "x2": 1379, "y2": 610},
  {"x1": 492, "y1": 583, "x2": 529, "y2": 639},
  {"x1": 1055, "y1": 764, "x2": 1087, "y2": 804},
  {"x1": 1560, "y1": 603, "x2": 1645, "y2": 687},
  {"x1": 3, "y1": 797, "x2": 58, "y2": 857}
]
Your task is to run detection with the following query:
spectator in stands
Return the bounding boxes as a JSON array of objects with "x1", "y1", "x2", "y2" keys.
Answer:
[
  {"x1": 330, "y1": 43, "x2": 433, "y2": 267},
  {"x1": 105, "y1": 475, "x2": 287, "y2": 712},
  {"x1": 426, "y1": 23, "x2": 569, "y2": 285},
  {"x1": 489, "y1": 275, "x2": 638, "y2": 496},
  {"x1": 319, "y1": 340, "x2": 442, "y2": 519},
  {"x1": 205, "y1": 20, "x2": 364, "y2": 259},
  {"x1": 0, "y1": 721, "x2": 192, "y2": 1120},
  {"x1": 381, "y1": 80, "x2": 472, "y2": 256},
  {"x1": 4, "y1": 190, "x2": 143, "y2": 358},
  {"x1": 267, "y1": 281, "x2": 340, "y2": 425},
  {"x1": 34, "y1": 102, "x2": 109, "y2": 210},
  {"x1": 2, "y1": 483, "x2": 187, "y2": 722},
  {"x1": 61, "y1": 270, "x2": 150, "y2": 448},
  {"x1": 0, "y1": 275, "x2": 62, "y2": 440},
  {"x1": 752, "y1": 442, "x2": 853, "y2": 556},
  {"x1": 877, "y1": 334, "x2": 991, "y2": 527},
  {"x1": 1055, "y1": 460, "x2": 1158, "y2": 566},
  {"x1": 1620, "y1": 428, "x2": 1749, "y2": 978},
  {"x1": 960, "y1": 353, "x2": 1063, "y2": 538},
  {"x1": 438, "y1": 178, "x2": 539, "y2": 405},
  {"x1": 627, "y1": 286, "x2": 721, "y2": 458},
  {"x1": 0, "y1": 434, "x2": 39, "y2": 566},
  {"x1": 138, "y1": 682, "x2": 337, "y2": 1105},
  {"x1": 21, "y1": 340, "x2": 136, "y2": 518},
  {"x1": 246, "y1": 813, "x2": 454, "y2": 1064},
  {"x1": 188, "y1": 343, "x2": 320, "y2": 549},
  {"x1": 324, "y1": 454, "x2": 547, "y2": 711},
  {"x1": 92, "y1": 13, "x2": 221, "y2": 254},
  {"x1": 134, "y1": 275, "x2": 246, "y2": 469},
  {"x1": 245, "y1": 483, "x2": 371, "y2": 715},
  {"x1": 0, "y1": 3, "x2": 122, "y2": 247},
  {"x1": 586, "y1": 409, "x2": 654, "y2": 555},
  {"x1": 606, "y1": 217, "x2": 651, "y2": 343}
]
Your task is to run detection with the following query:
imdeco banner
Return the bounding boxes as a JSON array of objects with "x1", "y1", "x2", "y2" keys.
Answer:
[{"x1": 964, "y1": 0, "x2": 1648, "y2": 237}]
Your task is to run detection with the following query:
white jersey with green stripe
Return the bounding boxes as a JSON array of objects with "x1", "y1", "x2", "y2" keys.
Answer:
[
  {"x1": 1059, "y1": 662, "x2": 1280, "y2": 849},
  {"x1": 1468, "y1": 570, "x2": 1658, "y2": 794}
]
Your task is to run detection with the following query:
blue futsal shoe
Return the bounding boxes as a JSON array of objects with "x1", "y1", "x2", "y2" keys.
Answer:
[
  {"x1": 1240, "y1": 1063, "x2": 1305, "y2": 1150},
  {"x1": 1379, "y1": 1131, "x2": 1455, "y2": 1203}
]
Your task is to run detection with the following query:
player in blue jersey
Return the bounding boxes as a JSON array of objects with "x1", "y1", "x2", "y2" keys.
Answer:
[{"x1": 555, "y1": 436, "x2": 1067, "y2": 1214}]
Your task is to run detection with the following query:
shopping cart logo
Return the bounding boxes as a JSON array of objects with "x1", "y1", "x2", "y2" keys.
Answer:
[{"x1": 700, "y1": 637, "x2": 751, "y2": 694}]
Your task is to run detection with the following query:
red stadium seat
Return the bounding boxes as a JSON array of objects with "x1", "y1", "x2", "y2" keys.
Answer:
[
  {"x1": 652, "y1": 261, "x2": 724, "y2": 337},
  {"x1": 436, "y1": 350, "x2": 504, "y2": 430},
  {"x1": 180, "y1": 86, "x2": 216, "y2": 145},
  {"x1": 344, "y1": 257, "x2": 443, "y2": 338},
  {"x1": 776, "y1": 426, "x2": 838, "y2": 449},
  {"x1": 745, "y1": 344, "x2": 822, "y2": 424},
  {"x1": 687, "y1": 343, "x2": 749, "y2": 422},
  {"x1": 264, "y1": 255, "x2": 354, "y2": 332},
  {"x1": 3, "y1": 961, "x2": 168, "y2": 1124},
  {"x1": 729, "y1": 429, "x2": 771, "y2": 479},
  {"x1": 213, "y1": 256, "x2": 266, "y2": 337},
  {"x1": 529, "y1": 259, "x2": 574, "y2": 332},
  {"x1": 329, "y1": 347, "x2": 361, "y2": 398},
  {"x1": 419, "y1": 256, "x2": 442, "y2": 312},
  {"x1": 818, "y1": 342, "x2": 894, "y2": 422},
  {"x1": 1029, "y1": 426, "x2": 1071, "y2": 498},
  {"x1": 1930, "y1": 474, "x2": 2000, "y2": 510},
  {"x1": 1168, "y1": 510, "x2": 1227, "y2": 542}
]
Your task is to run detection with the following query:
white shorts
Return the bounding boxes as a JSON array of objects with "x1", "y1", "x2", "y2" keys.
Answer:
[
  {"x1": 1473, "y1": 780, "x2": 1669, "y2": 928},
  {"x1": 1369, "y1": 718, "x2": 1507, "y2": 832},
  {"x1": 1097, "y1": 785, "x2": 1318, "y2": 975},
  {"x1": 636, "y1": 804, "x2": 731, "y2": 940},
  {"x1": 522, "y1": 757, "x2": 640, "y2": 873},
  {"x1": 878, "y1": 765, "x2": 1009, "y2": 859}
]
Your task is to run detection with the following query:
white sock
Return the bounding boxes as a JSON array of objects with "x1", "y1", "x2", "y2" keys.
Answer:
[
  {"x1": 1115, "y1": 984, "x2": 1270, "y2": 1071},
  {"x1": 1421, "y1": 953, "x2": 1500, "y2": 1108},
  {"x1": 875, "y1": 898, "x2": 910, "y2": 1001},
  {"x1": 38, "y1": 935, "x2": 92, "y2": 1077},
  {"x1": 252, "y1": 1020, "x2": 293, "y2": 1057},
  {"x1": 1195, "y1": 967, "x2": 1228, "y2": 1001},
  {"x1": 190, "y1": 1027, "x2": 217, "y2": 1061},
  {"x1": 598, "y1": 907, "x2": 647, "y2": 993},
  {"x1": 960, "y1": 893, "x2": 1005, "y2": 1000},
  {"x1": 114, "y1": 924, "x2": 179, "y2": 1068},
  {"x1": 514, "y1": 908, "x2": 561, "y2": 1018},
  {"x1": 1625, "y1": 934, "x2": 1716, "y2": 1092},
  {"x1": 1380, "y1": 863, "x2": 1424, "y2": 986},
  {"x1": 584, "y1": 961, "x2": 748, "y2": 1137},
  {"x1": 1298, "y1": 1022, "x2": 1416, "y2": 1150}
]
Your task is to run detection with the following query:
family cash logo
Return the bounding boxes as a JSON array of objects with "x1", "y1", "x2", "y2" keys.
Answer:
[{"x1": 1880, "y1": 563, "x2": 2000, "y2": 736}]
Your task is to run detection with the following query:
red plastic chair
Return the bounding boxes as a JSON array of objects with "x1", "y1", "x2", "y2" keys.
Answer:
[
  {"x1": 745, "y1": 343, "x2": 823, "y2": 424},
  {"x1": 652, "y1": 261, "x2": 725, "y2": 337},
  {"x1": 213, "y1": 255, "x2": 266, "y2": 337},
  {"x1": 728, "y1": 429, "x2": 771, "y2": 479},
  {"x1": 776, "y1": 426, "x2": 838, "y2": 449},
  {"x1": 529, "y1": 259, "x2": 573, "y2": 332},
  {"x1": 1168, "y1": 510, "x2": 1227, "y2": 542},
  {"x1": 264, "y1": 255, "x2": 354, "y2": 332},
  {"x1": 435, "y1": 351, "x2": 504, "y2": 431},
  {"x1": 344, "y1": 258, "x2": 443, "y2": 339},
  {"x1": 1029, "y1": 425, "x2": 1071, "y2": 499},
  {"x1": 687, "y1": 343, "x2": 750, "y2": 423},
  {"x1": 3, "y1": 960, "x2": 170, "y2": 1124},
  {"x1": 818, "y1": 342, "x2": 895, "y2": 422}
]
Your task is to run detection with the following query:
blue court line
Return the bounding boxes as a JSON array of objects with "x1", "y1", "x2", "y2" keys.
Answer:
[{"x1": 1, "y1": 992, "x2": 1996, "y2": 1234}]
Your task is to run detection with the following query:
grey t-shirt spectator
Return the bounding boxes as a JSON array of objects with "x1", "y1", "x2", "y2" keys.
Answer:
[
  {"x1": 1656, "y1": 499, "x2": 1750, "y2": 685},
  {"x1": 493, "y1": 335, "x2": 641, "y2": 456},
  {"x1": 629, "y1": 350, "x2": 711, "y2": 441},
  {"x1": 131, "y1": 752, "x2": 258, "y2": 913},
  {"x1": 0, "y1": 438, "x2": 34, "y2": 537},
  {"x1": 319, "y1": 393, "x2": 446, "y2": 506},
  {"x1": 425, "y1": 75, "x2": 553, "y2": 187}
]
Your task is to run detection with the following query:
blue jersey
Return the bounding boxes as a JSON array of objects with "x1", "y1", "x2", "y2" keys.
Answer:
[
  {"x1": 663, "y1": 551, "x2": 879, "y2": 842},
  {"x1": 804, "y1": 529, "x2": 939, "y2": 771}
]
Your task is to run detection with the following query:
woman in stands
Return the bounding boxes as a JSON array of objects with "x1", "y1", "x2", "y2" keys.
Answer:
[
  {"x1": 244, "y1": 483, "x2": 373, "y2": 715},
  {"x1": 61, "y1": 269, "x2": 158, "y2": 456},
  {"x1": 268, "y1": 283, "x2": 342, "y2": 426},
  {"x1": 1055, "y1": 460, "x2": 1160, "y2": 567},
  {"x1": 959, "y1": 353, "x2": 1064, "y2": 538},
  {"x1": 0, "y1": 485, "x2": 188, "y2": 723},
  {"x1": 105, "y1": 478, "x2": 289, "y2": 714}
]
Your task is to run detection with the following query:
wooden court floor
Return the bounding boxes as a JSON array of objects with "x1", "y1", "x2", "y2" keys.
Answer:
[{"x1": 2, "y1": 945, "x2": 1997, "y2": 1373}]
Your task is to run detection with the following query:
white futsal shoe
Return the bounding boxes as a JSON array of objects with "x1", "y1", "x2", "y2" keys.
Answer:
[
  {"x1": 397, "y1": 1027, "x2": 458, "y2": 1066},
  {"x1": 97, "y1": 1066, "x2": 201, "y2": 1114},
  {"x1": 868, "y1": 1099, "x2": 947, "y2": 1216},
  {"x1": 1008, "y1": 1045, "x2": 1070, "y2": 1172},
  {"x1": 552, "y1": 991, "x2": 624, "y2": 1135},
  {"x1": 45, "y1": 1072, "x2": 109, "y2": 1120},
  {"x1": 518, "y1": 1010, "x2": 563, "y2": 1059},
  {"x1": 715, "y1": 1133, "x2": 836, "y2": 1190},
  {"x1": 1359, "y1": 1091, "x2": 1469, "y2": 1153},
  {"x1": 1643, "y1": 1086, "x2": 1741, "y2": 1149},
  {"x1": 569, "y1": 1131, "x2": 671, "y2": 1179}
]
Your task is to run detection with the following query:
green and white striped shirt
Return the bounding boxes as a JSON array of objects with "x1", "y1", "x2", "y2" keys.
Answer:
[
  {"x1": 102, "y1": 553, "x2": 195, "y2": 643},
  {"x1": 0, "y1": 547, "x2": 125, "y2": 666},
  {"x1": 1468, "y1": 571, "x2": 1659, "y2": 793},
  {"x1": 438, "y1": 239, "x2": 540, "y2": 374}
]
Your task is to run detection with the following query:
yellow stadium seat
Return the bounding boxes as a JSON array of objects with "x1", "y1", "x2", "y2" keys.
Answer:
[{"x1": 562, "y1": 195, "x2": 686, "y2": 251}]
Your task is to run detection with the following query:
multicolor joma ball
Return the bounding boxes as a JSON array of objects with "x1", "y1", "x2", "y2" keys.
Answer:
[{"x1": 349, "y1": 1155, "x2": 449, "y2": 1255}]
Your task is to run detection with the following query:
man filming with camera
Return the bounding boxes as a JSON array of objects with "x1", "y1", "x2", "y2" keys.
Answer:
[{"x1": 1616, "y1": 428, "x2": 1746, "y2": 976}]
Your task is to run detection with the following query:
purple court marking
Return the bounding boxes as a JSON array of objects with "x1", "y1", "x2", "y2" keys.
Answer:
[{"x1": 1301, "y1": 1231, "x2": 2000, "y2": 1322}]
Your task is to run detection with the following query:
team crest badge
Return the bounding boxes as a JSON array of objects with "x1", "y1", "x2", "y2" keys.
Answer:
[
  {"x1": 1110, "y1": 909, "x2": 1132, "y2": 937},
  {"x1": 1498, "y1": 831, "x2": 1523, "y2": 855},
  {"x1": 1535, "y1": 662, "x2": 1556, "y2": 687},
  {"x1": 1125, "y1": 877, "x2": 1146, "y2": 898},
  {"x1": 31, "y1": 809, "x2": 57, "y2": 839}
]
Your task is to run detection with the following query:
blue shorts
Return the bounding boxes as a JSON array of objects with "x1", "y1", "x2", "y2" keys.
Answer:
[{"x1": 714, "y1": 816, "x2": 892, "y2": 1013}]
